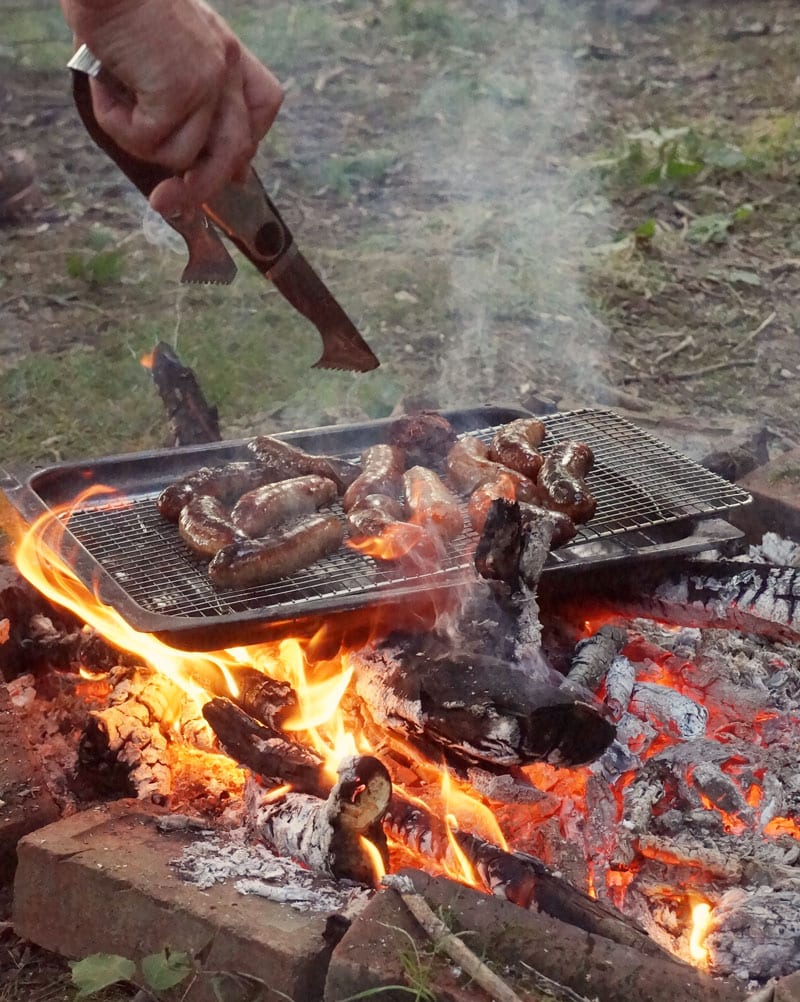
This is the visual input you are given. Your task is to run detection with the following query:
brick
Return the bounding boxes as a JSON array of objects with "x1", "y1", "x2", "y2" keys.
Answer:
[
  {"x1": 14, "y1": 803, "x2": 336, "y2": 1002},
  {"x1": 325, "y1": 870, "x2": 744, "y2": 1002},
  {"x1": 734, "y1": 448, "x2": 800, "y2": 541},
  {"x1": 775, "y1": 970, "x2": 800, "y2": 1002},
  {"x1": 0, "y1": 682, "x2": 59, "y2": 881}
]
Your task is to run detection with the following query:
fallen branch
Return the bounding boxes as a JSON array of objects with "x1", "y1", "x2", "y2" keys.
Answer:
[{"x1": 734, "y1": 310, "x2": 777, "y2": 355}]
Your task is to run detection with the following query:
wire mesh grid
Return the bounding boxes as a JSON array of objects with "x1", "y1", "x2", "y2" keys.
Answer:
[{"x1": 57, "y1": 408, "x2": 751, "y2": 625}]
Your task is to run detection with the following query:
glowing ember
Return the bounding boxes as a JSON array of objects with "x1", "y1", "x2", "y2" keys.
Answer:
[{"x1": 359, "y1": 835, "x2": 387, "y2": 883}]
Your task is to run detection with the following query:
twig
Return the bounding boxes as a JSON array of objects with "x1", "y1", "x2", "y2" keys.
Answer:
[
  {"x1": 643, "y1": 359, "x2": 756, "y2": 381},
  {"x1": 519, "y1": 960, "x2": 595, "y2": 1002},
  {"x1": 384, "y1": 874, "x2": 525, "y2": 1002},
  {"x1": 654, "y1": 333, "x2": 694, "y2": 366},
  {"x1": 734, "y1": 310, "x2": 777, "y2": 355}
]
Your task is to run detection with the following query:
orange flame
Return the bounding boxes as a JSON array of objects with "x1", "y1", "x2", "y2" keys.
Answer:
[
  {"x1": 345, "y1": 521, "x2": 427, "y2": 561},
  {"x1": 359, "y1": 835, "x2": 387, "y2": 884},
  {"x1": 140, "y1": 349, "x2": 156, "y2": 370},
  {"x1": 688, "y1": 899, "x2": 712, "y2": 965}
]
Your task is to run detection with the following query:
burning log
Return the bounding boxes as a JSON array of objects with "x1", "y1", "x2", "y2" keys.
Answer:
[
  {"x1": 475, "y1": 497, "x2": 555, "y2": 591},
  {"x1": 597, "y1": 561, "x2": 800, "y2": 645},
  {"x1": 605, "y1": 654, "x2": 637, "y2": 720},
  {"x1": 562, "y1": 625, "x2": 628, "y2": 694},
  {"x1": 147, "y1": 341, "x2": 221, "y2": 447},
  {"x1": 78, "y1": 667, "x2": 212, "y2": 801},
  {"x1": 383, "y1": 794, "x2": 673, "y2": 961},
  {"x1": 350, "y1": 645, "x2": 615, "y2": 770},
  {"x1": 190, "y1": 662, "x2": 298, "y2": 731},
  {"x1": 202, "y1": 697, "x2": 329, "y2": 798},
  {"x1": 245, "y1": 755, "x2": 391, "y2": 885},
  {"x1": 628, "y1": 682, "x2": 708, "y2": 739}
]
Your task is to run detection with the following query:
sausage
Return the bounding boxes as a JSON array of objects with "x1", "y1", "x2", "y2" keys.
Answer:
[
  {"x1": 387, "y1": 411, "x2": 457, "y2": 467},
  {"x1": 519, "y1": 502, "x2": 577, "y2": 548},
  {"x1": 208, "y1": 513, "x2": 345, "y2": 590},
  {"x1": 343, "y1": 445, "x2": 405, "y2": 512},
  {"x1": 488, "y1": 418, "x2": 546, "y2": 480},
  {"x1": 445, "y1": 437, "x2": 537, "y2": 502},
  {"x1": 230, "y1": 475, "x2": 337, "y2": 537},
  {"x1": 158, "y1": 461, "x2": 271, "y2": 522},
  {"x1": 468, "y1": 474, "x2": 518, "y2": 534},
  {"x1": 537, "y1": 440, "x2": 596, "y2": 523},
  {"x1": 345, "y1": 494, "x2": 426, "y2": 560},
  {"x1": 403, "y1": 466, "x2": 464, "y2": 541},
  {"x1": 178, "y1": 496, "x2": 247, "y2": 557},
  {"x1": 247, "y1": 436, "x2": 359, "y2": 493}
]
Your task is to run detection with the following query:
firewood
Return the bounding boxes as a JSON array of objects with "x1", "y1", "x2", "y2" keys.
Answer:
[
  {"x1": 246, "y1": 755, "x2": 391, "y2": 884},
  {"x1": 78, "y1": 667, "x2": 212, "y2": 801},
  {"x1": 201, "y1": 697, "x2": 329, "y2": 797},
  {"x1": 351, "y1": 645, "x2": 615, "y2": 769},
  {"x1": 148, "y1": 340, "x2": 221, "y2": 447},
  {"x1": 562, "y1": 625, "x2": 628, "y2": 694},
  {"x1": 383, "y1": 794, "x2": 673, "y2": 962}
]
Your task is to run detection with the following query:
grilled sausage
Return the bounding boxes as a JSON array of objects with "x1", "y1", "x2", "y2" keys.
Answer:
[
  {"x1": 343, "y1": 445, "x2": 405, "y2": 512},
  {"x1": 346, "y1": 494, "x2": 426, "y2": 560},
  {"x1": 537, "y1": 440, "x2": 596, "y2": 523},
  {"x1": 387, "y1": 411, "x2": 457, "y2": 467},
  {"x1": 403, "y1": 466, "x2": 464, "y2": 541},
  {"x1": 158, "y1": 461, "x2": 271, "y2": 522},
  {"x1": 230, "y1": 475, "x2": 337, "y2": 537},
  {"x1": 208, "y1": 513, "x2": 345, "y2": 590},
  {"x1": 445, "y1": 436, "x2": 537, "y2": 502},
  {"x1": 178, "y1": 496, "x2": 246, "y2": 557},
  {"x1": 468, "y1": 474, "x2": 518, "y2": 534},
  {"x1": 247, "y1": 436, "x2": 359, "y2": 493},
  {"x1": 489, "y1": 418, "x2": 546, "y2": 480}
]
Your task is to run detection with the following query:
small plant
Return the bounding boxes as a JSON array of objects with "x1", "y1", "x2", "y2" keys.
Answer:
[
  {"x1": 66, "y1": 227, "x2": 126, "y2": 285},
  {"x1": 686, "y1": 203, "x2": 754, "y2": 245},
  {"x1": 596, "y1": 125, "x2": 760, "y2": 192},
  {"x1": 320, "y1": 149, "x2": 399, "y2": 198},
  {"x1": 71, "y1": 949, "x2": 193, "y2": 999}
]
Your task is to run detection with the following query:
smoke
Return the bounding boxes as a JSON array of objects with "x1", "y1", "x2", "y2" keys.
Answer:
[{"x1": 406, "y1": 6, "x2": 612, "y2": 408}]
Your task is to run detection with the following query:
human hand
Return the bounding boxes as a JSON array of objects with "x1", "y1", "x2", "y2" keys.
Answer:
[{"x1": 60, "y1": 0, "x2": 284, "y2": 215}]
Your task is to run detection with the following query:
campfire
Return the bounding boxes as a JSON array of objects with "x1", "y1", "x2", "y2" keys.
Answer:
[{"x1": 2, "y1": 406, "x2": 799, "y2": 998}]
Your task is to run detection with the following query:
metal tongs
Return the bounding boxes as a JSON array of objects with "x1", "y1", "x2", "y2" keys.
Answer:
[{"x1": 68, "y1": 45, "x2": 379, "y2": 373}]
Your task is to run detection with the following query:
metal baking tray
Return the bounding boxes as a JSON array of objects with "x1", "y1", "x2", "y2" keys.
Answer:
[{"x1": 1, "y1": 405, "x2": 751, "y2": 650}]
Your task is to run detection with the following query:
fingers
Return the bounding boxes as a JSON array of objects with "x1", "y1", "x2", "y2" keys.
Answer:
[{"x1": 240, "y1": 46, "x2": 285, "y2": 144}]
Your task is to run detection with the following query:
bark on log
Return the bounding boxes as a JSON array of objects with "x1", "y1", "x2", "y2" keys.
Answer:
[
  {"x1": 149, "y1": 341, "x2": 221, "y2": 447},
  {"x1": 562, "y1": 625, "x2": 628, "y2": 694},
  {"x1": 383, "y1": 794, "x2": 674, "y2": 962},
  {"x1": 202, "y1": 696, "x2": 329, "y2": 797},
  {"x1": 350, "y1": 646, "x2": 615, "y2": 769},
  {"x1": 246, "y1": 755, "x2": 391, "y2": 884}
]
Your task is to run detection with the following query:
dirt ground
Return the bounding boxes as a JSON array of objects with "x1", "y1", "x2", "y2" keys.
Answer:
[
  {"x1": 2, "y1": 0, "x2": 800, "y2": 472},
  {"x1": 1, "y1": 0, "x2": 800, "y2": 998}
]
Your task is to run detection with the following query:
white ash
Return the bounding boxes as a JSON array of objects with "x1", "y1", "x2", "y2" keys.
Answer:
[
  {"x1": 7, "y1": 673, "x2": 37, "y2": 709},
  {"x1": 171, "y1": 828, "x2": 371, "y2": 914},
  {"x1": 747, "y1": 532, "x2": 800, "y2": 568},
  {"x1": 707, "y1": 886, "x2": 800, "y2": 982},
  {"x1": 628, "y1": 681, "x2": 708, "y2": 739}
]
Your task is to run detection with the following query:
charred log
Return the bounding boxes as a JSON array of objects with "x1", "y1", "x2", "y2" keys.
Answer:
[
  {"x1": 77, "y1": 667, "x2": 212, "y2": 801},
  {"x1": 475, "y1": 498, "x2": 555, "y2": 591},
  {"x1": 383, "y1": 794, "x2": 671, "y2": 961},
  {"x1": 202, "y1": 697, "x2": 329, "y2": 797},
  {"x1": 149, "y1": 341, "x2": 221, "y2": 447},
  {"x1": 246, "y1": 755, "x2": 391, "y2": 884},
  {"x1": 562, "y1": 625, "x2": 628, "y2": 694},
  {"x1": 189, "y1": 661, "x2": 297, "y2": 730},
  {"x1": 350, "y1": 646, "x2": 615, "y2": 770}
]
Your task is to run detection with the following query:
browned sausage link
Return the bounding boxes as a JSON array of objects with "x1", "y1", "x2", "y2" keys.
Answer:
[
  {"x1": 178, "y1": 497, "x2": 246, "y2": 557},
  {"x1": 488, "y1": 418, "x2": 546, "y2": 480},
  {"x1": 518, "y1": 502, "x2": 577, "y2": 548},
  {"x1": 548, "y1": 440, "x2": 594, "y2": 477},
  {"x1": 537, "y1": 440, "x2": 596, "y2": 523},
  {"x1": 386, "y1": 411, "x2": 457, "y2": 467},
  {"x1": 403, "y1": 465, "x2": 464, "y2": 541},
  {"x1": 230, "y1": 475, "x2": 337, "y2": 537},
  {"x1": 158, "y1": 461, "x2": 271, "y2": 522},
  {"x1": 346, "y1": 493, "x2": 406, "y2": 537},
  {"x1": 346, "y1": 495, "x2": 428, "y2": 561},
  {"x1": 343, "y1": 445, "x2": 405, "y2": 512},
  {"x1": 445, "y1": 437, "x2": 537, "y2": 503},
  {"x1": 208, "y1": 514, "x2": 345, "y2": 590},
  {"x1": 246, "y1": 436, "x2": 360, "y2": 493},
  {"x1": 468, "y1": 474, "x2": 518, "y2": 534}
]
